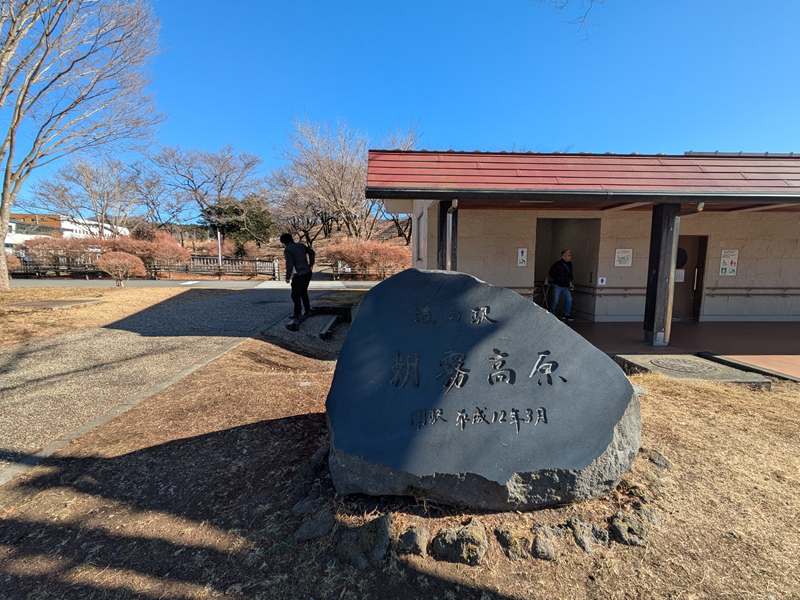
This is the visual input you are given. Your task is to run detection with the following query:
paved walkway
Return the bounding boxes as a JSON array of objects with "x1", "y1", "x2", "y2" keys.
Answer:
[
  {"x1": 9, "y1": 278, "x2": 381, "y2": 290},
  {"x1": 0, "y1": 289, "x2": 316, "y2": 477},
  {"x1": 570, "y1": 321, "x2": 800, "y2": 380}
]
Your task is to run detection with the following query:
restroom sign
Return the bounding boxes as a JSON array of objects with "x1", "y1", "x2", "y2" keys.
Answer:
[
  {"x1": 719, "y1": 249, "x2": 738, "y2": 276},
  {"x1": 517, "y1": 248, "x2": 527, "y2": 267}
]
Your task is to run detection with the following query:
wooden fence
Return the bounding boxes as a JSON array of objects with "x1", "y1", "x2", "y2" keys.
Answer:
[{"x1": 11, "y1": 256, "x2": 281, "y2": 279}]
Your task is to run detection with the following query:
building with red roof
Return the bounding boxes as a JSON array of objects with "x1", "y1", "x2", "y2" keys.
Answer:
[{"x1": 367, "y1": 150, "x2": 800, "y2": 345}]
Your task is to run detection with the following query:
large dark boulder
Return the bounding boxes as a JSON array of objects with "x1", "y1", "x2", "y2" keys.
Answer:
[{"x1": 326, "y1": 269, "x2": 640, "y2": 510}]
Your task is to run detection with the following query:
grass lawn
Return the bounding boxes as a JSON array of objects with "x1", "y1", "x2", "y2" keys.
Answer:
[{"x1": 0, "y1": 288, "x2": 798, "y2": 599}]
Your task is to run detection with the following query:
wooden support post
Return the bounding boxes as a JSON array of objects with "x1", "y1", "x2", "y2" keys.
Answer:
[{"x1": 643, "y1": 203, "x2": 681, "y2": 346}]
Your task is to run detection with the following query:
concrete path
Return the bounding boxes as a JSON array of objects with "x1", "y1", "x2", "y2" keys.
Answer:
[
  {"x1": 10, "y1": 278, "x2": 381, "y2": 290},
  {"x1": 0, "y1": 289, "x2": 325, "y2": 481}
]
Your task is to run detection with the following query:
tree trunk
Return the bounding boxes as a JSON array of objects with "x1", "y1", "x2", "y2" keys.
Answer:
[{"x1": 0, "y1": 241, "x2": 9, "y2": 292}]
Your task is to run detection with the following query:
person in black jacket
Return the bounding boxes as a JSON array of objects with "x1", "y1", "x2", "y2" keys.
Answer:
[
  {"x1": 548, "y1": 249, "x2": 574, "y2": 321},
  {"x1": 280, "y1": 233, "x2": 315, "y2": 317}
]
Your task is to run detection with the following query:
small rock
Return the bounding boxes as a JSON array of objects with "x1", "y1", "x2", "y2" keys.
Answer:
[
  {"x1": 639, "y1": 448, "x2": 670, "y2": 470},
  {"x1": 494, "y1": 528, "x2": 531, "y2": 561},
  {"x1": 566, "y1": 519, "x2": 607, "y2": 553},
  {"x1": 294, "y1": 508, "x2": 335, "y2": 542},
  {"x1": 567, "y1": 518, "x2": 594, "y2": 553},
  {"x1": 632, "y1": 502, "x2": 661, "y2": 527},
  {"x1": 532, "y1": 524, "x2": 565, "y2": 540},
  {"x1": 431, "y1": 518, "x2": 488, "y2": 566},
  {"x1": 336, "y1": 514, "x2": 394, "y2": 569},
  {"x1": 396, "y1": 526, "x2": 429, "y2": 556},
  {"x1": 291, "y1": 497, "x2": 319, "y2": 517},
  {"x1": 531, "y1": 535, "x2": 556, "y2": 561},
  {"x1": 627, "y1": 485, "x2": 655, "y2": 504},
  {"x1": 591, "y1": 525, "x2": 610, "y2": 546},
  {"x1": 610, "y1": 511, "x2": 648, "y2": 547}
]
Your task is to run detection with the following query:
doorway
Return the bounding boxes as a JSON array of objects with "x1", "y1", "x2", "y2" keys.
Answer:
[
  {"x1": 535, "y1": 218, "x2": 600, "y2": 318},
  {"x1": 672, "y1": 235, "x2": 708, "y2": 321}
]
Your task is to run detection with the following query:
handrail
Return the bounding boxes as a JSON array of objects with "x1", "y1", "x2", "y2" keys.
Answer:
[{"x1": 707, "y1": 287, "x2": 800, "y2": 297}]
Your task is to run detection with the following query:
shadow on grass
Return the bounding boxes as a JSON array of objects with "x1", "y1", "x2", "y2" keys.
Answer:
[{"x1": 0, "y1": 412, "x2": 514, "y2": 600}]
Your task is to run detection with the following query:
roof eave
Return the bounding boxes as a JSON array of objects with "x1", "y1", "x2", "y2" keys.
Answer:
[{"x1": 365, "y1": 186, "x2": 800, "y2": 204}]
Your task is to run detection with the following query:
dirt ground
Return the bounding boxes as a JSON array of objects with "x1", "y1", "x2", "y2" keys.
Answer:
[{"x1": 0, "y1": 291, "x2": 799, "y2": 599}]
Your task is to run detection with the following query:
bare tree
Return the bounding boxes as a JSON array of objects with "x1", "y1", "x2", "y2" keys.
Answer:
[
  {"x1": 0, "y1": 0, "x2": 162, "y2": 291},
  {"x1": 378, "y1": 121, "x2": 422, "y2": 245},
  {"x1": 26, "y1": 155, "x2": 140, "y2": 236},
  {"x1": 150, "y1": 144, "x2": 266, "y2": 237},
  {"x1": 281, "y1": 116, "x2": 382, "y2": 241},
  {"x1": 268, "y1": 167, "x2": 325, "y2": 247},
  {"x1": 536, "y1": 0, "x2": 603, "y2": 39},
  {"x1": 128, "y1": 160, "x2": 188, "y2": 235}
]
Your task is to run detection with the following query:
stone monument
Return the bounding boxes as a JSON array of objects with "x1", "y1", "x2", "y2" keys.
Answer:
[{"x1": 326, "y1": 269, "x2": 641, "y2": 510}]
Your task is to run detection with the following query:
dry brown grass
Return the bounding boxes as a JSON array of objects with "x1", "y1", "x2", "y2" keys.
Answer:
[
  {"x1": 0, "y1": 326, "x2": 798, "y2": 599},
  {"x1": 0, "y1": 287, "x2": 239, "y2": 348}
]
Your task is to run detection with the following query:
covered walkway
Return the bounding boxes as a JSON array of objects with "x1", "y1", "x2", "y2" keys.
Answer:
[{"x1": 568, "y1": 320, "x2": 800, "y2": 380}]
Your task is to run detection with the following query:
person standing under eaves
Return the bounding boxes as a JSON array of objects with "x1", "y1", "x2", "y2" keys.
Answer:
[{"x1": 548, "y1": 249, "x2": 574, "y2": 322}]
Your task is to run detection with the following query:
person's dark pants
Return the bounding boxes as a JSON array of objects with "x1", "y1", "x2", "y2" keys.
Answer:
[{"x1": 290, "y1": 272, "x2": 312, "y2": 316}]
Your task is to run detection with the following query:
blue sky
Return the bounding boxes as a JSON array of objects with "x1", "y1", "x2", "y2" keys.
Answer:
[{"x1": 150, "y1": 0, "x2": 799, "y2": 170}]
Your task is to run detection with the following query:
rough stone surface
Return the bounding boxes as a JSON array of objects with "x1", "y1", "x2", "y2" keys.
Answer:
[
  {"x1": 531, "y1": 535, "x2": 557, "y2": 561},
  {"x1": 610, "y1": 511, "x2": 648, "y2": 547},
  {"x1": 396, "y1": 526, "x2": 429, "y2": 556},
  {"x1": 291, "y1": 493, "x2": 320, "y2": 517},
  {"x1": 327, "y1": 269, "x2": 641, "y2": 510},
  {"x1": 567, "y1": 518, "x2": 608, "y2": 553},
  {"x1": 632, "y1": 501, "x2": 662, "y2": 527},
  {"x1": 495, "y1": 528, "x2": 531, "y2": 560},
  {"x1": 335, "y1": 514, "x2": 394, "y2": 569},
  {"x1": 532, "y1": 524, "x2": 566, "y2": 540},
  {"x1": 639, "y1": 448, "x2": 671, "y2": 470},
  {"x1": 431, "y1": 519, "x2": 489, "y2": 566},
  {"x1": 591, "y1": 524, "x2": 610, "y2": 546},
  {"x1": 294, "y1": 508, "x2": 335, "y2": 542}
]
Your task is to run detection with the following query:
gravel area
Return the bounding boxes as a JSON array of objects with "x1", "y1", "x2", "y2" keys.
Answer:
[
  {"x1": 262, "y1": 312, "x2": 351, "y2": 362},
  {"x1": 0, "y1": 289, "x2": 305, "y2": 471}
]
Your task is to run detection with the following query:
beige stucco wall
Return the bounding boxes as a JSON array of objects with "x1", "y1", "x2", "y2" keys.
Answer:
[
  {"x1": 594, "y1": 211, "x2": 800, "y2": 321},
  {"x1": 412, "y1": 202, "x2": 800, "y2": 321}
]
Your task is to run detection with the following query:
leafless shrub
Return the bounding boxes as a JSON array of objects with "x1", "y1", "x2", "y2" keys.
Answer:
[
  {"x1": 324, "y1": 241, "x2": 411, "y2": 271},
  {"x1": 95, "y1": 252, "x2": 147, "y2": 286}
]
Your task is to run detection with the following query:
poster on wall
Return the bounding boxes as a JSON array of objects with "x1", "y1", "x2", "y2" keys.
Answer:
[
  {"x1": 517, "y1": 248, "x2": 527, "y2": 267},
  {"x1": 614, "y1": 248, "x2": 633, "y2": 267},
  {"x1": 720, "y1": 249, "x2": 738, "y2": 276}
]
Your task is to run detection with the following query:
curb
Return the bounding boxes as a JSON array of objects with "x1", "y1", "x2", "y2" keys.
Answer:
[{"x1": 0, "y1": 311, "x2": 293, "y2": 488}]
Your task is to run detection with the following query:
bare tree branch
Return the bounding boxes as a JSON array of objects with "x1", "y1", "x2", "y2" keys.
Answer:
[
  {"x1": 150, "y1": 144, "x2": 267, "y2": 239},
  {"x1": 279, "y1": 116, "x2": 383, "y2": 242},
  {"x1": 26, "y1": 154, "x2": 141, "y2": 236},
  {"x1": 0, "y1": 0, "x2": 163, "y2": 290},
  {"x1": 535, "y1": 0, "x2": 603, "y2": 39}
]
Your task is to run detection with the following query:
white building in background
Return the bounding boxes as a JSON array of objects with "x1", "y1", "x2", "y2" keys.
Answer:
[
  {"x1": 5, "y1": 219, "x2": 62, "y2": 250},
  {"x1": 59, "y1": 217, "x2": 129, "y2": 238},
  {"x1": 8, "y1": 214, "x2": 130, "y2": 241}
]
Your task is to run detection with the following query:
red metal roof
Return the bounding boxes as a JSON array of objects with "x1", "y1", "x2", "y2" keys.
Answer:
[{"x1": 366, "y1": 151, "x2": 800, "y2": 201}]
